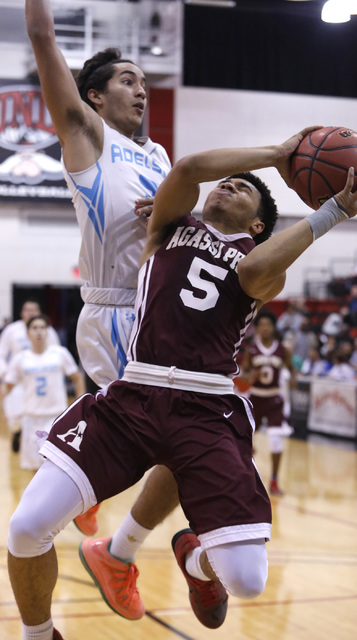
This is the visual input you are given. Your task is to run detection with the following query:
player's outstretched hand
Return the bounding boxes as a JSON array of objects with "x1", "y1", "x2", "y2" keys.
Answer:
[
  {"x1": 135, "y1": 197, "x2": 154, "y2": 217},
  {"x1": 334, "y1": 167, "x2": 357, "y2": 219},
  {"x1": 275, "y1": 125, "x2": 323, "y2": 187}
]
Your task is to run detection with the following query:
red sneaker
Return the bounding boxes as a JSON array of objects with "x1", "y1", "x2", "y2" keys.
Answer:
[
  {"x1": 74, "y1": 504, "x2": 101, "y2": 536},
  {"x1": 79, "y1": 536, "x2": 145, "y2": 620},
  {"x1": 172, "y1": 528, "x2": 228, "y2": 629},
  {"x1": 53, "y1": 629, "x2": 64, "y2": 640},
  {"x1": 269, "y1": 479, "x2": 284, "y2": 496}
]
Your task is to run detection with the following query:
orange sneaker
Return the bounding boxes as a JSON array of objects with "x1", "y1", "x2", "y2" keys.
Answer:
[
  {"x1": 74, "y1": 504, "x2": 101, "y2": 536},
  {"x1": 269, "y1": 479, "x2": 284, "y2": 496},
  {"x1": 79, "y1": 536, "x2": 145, "y2": 620}
]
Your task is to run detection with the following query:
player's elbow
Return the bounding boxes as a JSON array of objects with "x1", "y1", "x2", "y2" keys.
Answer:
[
  {"x1": 171, "y1": 155, "x2": 201, "y2": 183},
  {"x1": 25, "y1": 9, "x2": 55, "y2": 44}
]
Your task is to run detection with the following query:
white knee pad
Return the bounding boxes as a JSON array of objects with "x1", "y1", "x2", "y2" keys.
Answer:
[
  {"x1": 206, "y1": 539, "x2": 268, "y2": 599},
  {"x1": 268, "y1": 429, "x2": 284, "y2": 454},
  {"x1": 8, "y1": 460, "x2": 84, "y2": 558}
]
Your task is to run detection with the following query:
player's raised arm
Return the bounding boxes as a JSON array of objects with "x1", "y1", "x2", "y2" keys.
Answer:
[
  {"x1": 25, "y1": 0, "x2": 99, "y2": 161},
  {"x1": 238, "y1": 167, "x2": 357, "y2": 304},
  {"x1": 142, "y1": 127, "x2": 321, "y2": 264}
]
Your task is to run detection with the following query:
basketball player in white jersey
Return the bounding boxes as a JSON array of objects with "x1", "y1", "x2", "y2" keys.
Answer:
[
  {"x1": 0, "y1": 301, "x2": 60, "y2": 451},
  {"x1": 4, "y1": 315, "x2": 85, "y2": 471},
  {"x1": 25, "y1": 0, "x2": 181, "y2": 621}
]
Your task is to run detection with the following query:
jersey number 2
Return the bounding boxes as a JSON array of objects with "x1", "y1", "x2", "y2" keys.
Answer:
[
  {"x1": 36, "y1": 376, "x2": 47, "y2": 396},
  {"x1": 180, "y1": 257, "x2": 228, "y2": 311}
]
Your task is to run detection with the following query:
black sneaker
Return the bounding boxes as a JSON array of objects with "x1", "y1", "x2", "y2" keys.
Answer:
[{"x1": 11, "y1": 430, "x2": 21, "y2": 453}]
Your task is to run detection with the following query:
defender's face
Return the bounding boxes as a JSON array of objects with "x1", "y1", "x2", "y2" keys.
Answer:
[
  {"x1": 21, "y1": 302, "x2": 41, "y2": 324},
  {"x1": 202, "y1": 178, "x2": 262, "y2": 232},
  {"x1": 27, "y1": 319, "x2": 48, "y2": 346},
  {"x1": 101, "y1": 62, "x2": 147, "y2": 135}
]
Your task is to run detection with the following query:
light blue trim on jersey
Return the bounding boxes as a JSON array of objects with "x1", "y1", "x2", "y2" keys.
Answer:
[
  {"x1": 110, "y1": 311, "x2": 128, "y2": 379},
  {"x1": 139, "y1": 174, "x2": 158, "y2": 198},
  {"x1": 69, "y1": 163, "x2": 105, "y2": 243}
]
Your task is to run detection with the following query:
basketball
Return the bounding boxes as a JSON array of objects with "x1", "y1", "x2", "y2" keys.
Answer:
[{"x1": 290, "y1": 126, "x2": 357, "y2": 210}]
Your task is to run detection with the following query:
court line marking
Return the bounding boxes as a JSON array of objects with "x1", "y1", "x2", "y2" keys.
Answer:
[
  {"x1": 274, "y1": 500, "x2": 357, "y2": 529},
  {"x1": 145, "y1": 612, "x2": 196, "y2": 640},
  {"x1": 1, "y1": 593, "x2": 357, "y2": 622}
]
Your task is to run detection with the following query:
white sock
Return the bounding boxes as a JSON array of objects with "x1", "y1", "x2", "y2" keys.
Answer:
[
  {"x1": 109, "y1": 512, "x2": 151, "y2": 561},
  {"x1": 185, "y1": 547, "x2": 210, "y2": 581},
  {"x1": 22, "y1": 618, "x2": 53, "y2": 640}
]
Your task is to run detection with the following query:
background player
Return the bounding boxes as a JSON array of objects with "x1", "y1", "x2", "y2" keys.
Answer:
[
  {"x1": 25, "y1": 0, "x2": 180, "y2": 617},
  {"x1": 241, "y1": 310, "x2": 296, "y2": 495},
  {"x1": 4, "y1": 315, "x2": 85, "y2": 471},
  {"x1": 0, "y1": 300, "x2": 60, "y2": 452}
]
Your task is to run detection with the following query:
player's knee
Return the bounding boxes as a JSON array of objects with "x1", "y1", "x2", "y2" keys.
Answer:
[
  {"x1": 220, "y1": 561, "x2": 267, "y2": 599},
  {"x1": 207, "y1": 540, "x2": 268, "y2": 600},
  {"x1": 8, "y1": 505, "x2": 53, "y2": 558}
]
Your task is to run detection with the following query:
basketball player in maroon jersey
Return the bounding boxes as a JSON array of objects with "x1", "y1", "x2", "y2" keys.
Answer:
[
  {"x1": 8, "y1": 128, "x2": 357, "y2": 640},
  {"x1": 242, "y1": 310, "x2": 296, "y2": 495}
]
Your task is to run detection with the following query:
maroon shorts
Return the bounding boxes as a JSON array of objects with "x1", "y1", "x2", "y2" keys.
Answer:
[
  {"x1": 45, "y1": 381, "x2": 271, "y2": 536},
  {"x1": 249, "y1": 393, "x2": 285, "y2": 429}
]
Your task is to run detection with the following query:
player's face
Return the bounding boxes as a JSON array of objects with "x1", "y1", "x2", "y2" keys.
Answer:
[
  {"x1": 256, "y1": 317, "x2": 275, "y2": 340},
  {"x1": 21, "y1": 302, "x2": 41, "y2": 324},
  {"x1": 202, "y1": 178, "x2": 263, "y2": 234},
  {"x1": 99, "y1": 63, "x2": 147, "y2": 137},
  {"x1": 28, "y1": 319, "x2": 48, "y2": 347}
]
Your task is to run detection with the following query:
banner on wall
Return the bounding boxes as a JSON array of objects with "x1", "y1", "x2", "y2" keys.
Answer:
[
  {"x1": 0, "y1": 81, "x2": 71, "y2": 203},
  {"x1": 308, "y1": 378, "x2": 357, "y2": 438}
]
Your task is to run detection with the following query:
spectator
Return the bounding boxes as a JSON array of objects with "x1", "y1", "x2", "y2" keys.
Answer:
[
  {"x1": 291, "y1": 316, "x2": 318, "y2": 365},
  {"x1": 344, "y1": 284, "x2": 357, "y2": 328},
  {"x1": 276, "y1": 298, "x2": 307, "y2": 338},
  {"x1": 300, "y1": 346, "x2": 331, "y2": 377},
  {"x1": 328, "y1": 350, "x2": 356, "y2": 382}
]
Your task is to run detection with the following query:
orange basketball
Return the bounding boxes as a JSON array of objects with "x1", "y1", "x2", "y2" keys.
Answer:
[{"x1": 290, "y1": 126, "x2": 357, "y2": 210}]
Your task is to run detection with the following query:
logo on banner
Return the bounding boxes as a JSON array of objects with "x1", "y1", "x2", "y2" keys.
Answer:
[{"x1": 0, "y1": 83, "x2": 71, "y2": 201}]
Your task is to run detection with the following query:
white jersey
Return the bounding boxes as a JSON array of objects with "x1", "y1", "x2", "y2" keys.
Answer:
[
  {"x1": 5, "y1": 345, "x2": 78, "y2": 416},
  {"x1": 63, "y1": 119, "x2": 171, "y2": 386},
  {"x1": 0, "y1": 320, "x2": 60, "y2": 378},
  {"x1": 63, "y1": 119, "x2": 171, "y2": 307}
]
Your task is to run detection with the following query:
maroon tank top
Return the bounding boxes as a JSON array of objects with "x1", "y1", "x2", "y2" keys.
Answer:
[
  {"x1": 248, "y1": 338, "x2": 286, "y2": 390},
  {"x1": 129, "y1": 215, "x2": 257, "y2": 377}
]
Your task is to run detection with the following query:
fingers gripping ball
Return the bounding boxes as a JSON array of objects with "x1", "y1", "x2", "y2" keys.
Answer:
[{"x1": 290, "y1": 126, "x2": 357, "y2": 210}]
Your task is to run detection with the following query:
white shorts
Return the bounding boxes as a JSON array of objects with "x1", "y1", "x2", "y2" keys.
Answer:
[
  {"x1": 21, "y1": 414, "x2": 57, "y2": 471},
  {"x1": 76, "y1": 303, "x2": 135, "y2": 388},
  {"x1": 3, "y1": 383, "x2": 24, "y2": 431}
]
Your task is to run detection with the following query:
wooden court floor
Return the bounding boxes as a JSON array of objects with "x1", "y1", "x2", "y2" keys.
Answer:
[{"x1": 0, "y1": 408, "x2": 356, "y2": 640}]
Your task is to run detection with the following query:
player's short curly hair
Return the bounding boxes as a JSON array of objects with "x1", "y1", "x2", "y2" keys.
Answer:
[
  {"x1": 228, "y1": 172, "x2": 279, "y2": 245},
  {"x1": 76, "y1": 47, "x2": 136, "y2": 109},
  {"x1": 253, "y1": 309, "x2": 277, "y2": 327}
]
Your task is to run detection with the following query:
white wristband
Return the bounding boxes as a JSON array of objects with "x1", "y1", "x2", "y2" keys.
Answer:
[{"x1": 307, "y1": 197, "x2": 349, "y2": 241}]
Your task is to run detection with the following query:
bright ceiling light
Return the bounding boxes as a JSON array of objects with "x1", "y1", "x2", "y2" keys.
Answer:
[{"x1": 321, "y1": 0, "x2": 351, "y2": 22}]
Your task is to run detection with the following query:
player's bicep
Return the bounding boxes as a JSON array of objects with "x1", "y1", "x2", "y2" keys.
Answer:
[{"x1": 238, "y1": 266, "x2": 286, "y2": 304}]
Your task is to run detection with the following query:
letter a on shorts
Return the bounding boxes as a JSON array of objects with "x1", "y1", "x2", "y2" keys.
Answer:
[{"x1": 57, "y1": 421, "x2": 87, "y2": 452}]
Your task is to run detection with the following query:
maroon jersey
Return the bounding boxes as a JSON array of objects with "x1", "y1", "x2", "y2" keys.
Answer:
[
  {"x1": 129, "y1": 215, "x2": 257, "y2": 376},
  {"x1": 248, "y1": 337, "x2": 286, "y2": 395}
]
